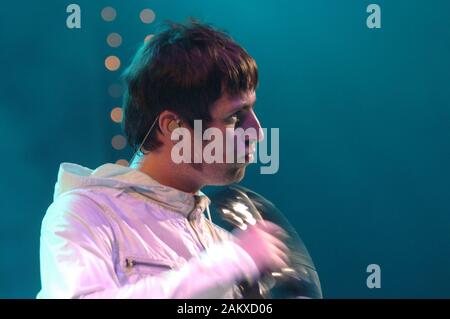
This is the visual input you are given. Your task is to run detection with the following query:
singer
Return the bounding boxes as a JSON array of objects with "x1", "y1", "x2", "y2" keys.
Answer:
[{"x1": 37, "y1": 20, "x2": 289, "y2": 298}]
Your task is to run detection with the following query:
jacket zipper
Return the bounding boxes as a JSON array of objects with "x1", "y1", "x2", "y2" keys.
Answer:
[{"x1": 125, "y1": 258, "x2": 172, "y2": 269}]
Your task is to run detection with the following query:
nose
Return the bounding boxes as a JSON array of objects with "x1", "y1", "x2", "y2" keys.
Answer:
[{"x1": 243, "y1": 109, "x2": 264, "y2": 142}]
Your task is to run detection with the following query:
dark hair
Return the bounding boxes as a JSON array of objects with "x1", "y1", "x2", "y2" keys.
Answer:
[{"x1": 122, "y1": 19, "x2": 258, "y2": 153}]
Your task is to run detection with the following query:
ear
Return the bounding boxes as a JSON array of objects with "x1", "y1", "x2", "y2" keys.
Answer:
[
  {"x1": 158, "y1": 110, "x2": 182, "y2": 139},
  {"x1": 168, "y1": 119, "x2": 181, "y2": 132}
]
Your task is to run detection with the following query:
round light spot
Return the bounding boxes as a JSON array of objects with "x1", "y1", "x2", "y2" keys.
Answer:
[
  {"x1": 115, "y1": 159, "x2": 129, "y2": 166},
  {"x1": 108, "y1": 83, "x2": 123, "y2": 98},
  {"x1": 111, "y1": 135, "x2": 127, "y2": 150},
  {"x1": 140, "y1": 9, "x2": 156, "y2": 24},
  {"x1": 107, "y1": 33, "x2": 122, "y2": 48},
  {"x1": 105, "y1": 55, "x2": 121, "y2": 71},
  {"x1": 110, "y1": 107, "x2": 123, "y2": 123},
  {"x1": 144, "y1": 34, "x2": 154, "y2": 43},
  {"x1": 101, "y1": 7, "x2": 116, "y2": 22}
]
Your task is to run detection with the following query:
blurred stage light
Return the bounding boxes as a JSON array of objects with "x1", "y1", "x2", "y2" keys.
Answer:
[
  {"x1": 105, "y1": 55, "x2": 121, "y2": 71},
  {"x1": 110, "y1": 107, "x2": 123, "y2": 123},
  {"x1": 115, "y1": 159, "x2": 129, "y2": 166},
  {"x1": 107, "y1": 33, "x2": 122, "y2": 48},
  {"x1": 144, "y1": 34, "x2": 154, "y2": 43},
  {"x1": 108, "y1": 83, "x2": 123, "y2": 98},
  {"x1": 111, "y1": 135, "x2": 127, "y2": 150},
  {"x1": 140, "y1": 9, "x2": 156, "y2": 24},
  {"x1": 101, "y1": 7, "x2": 117, "y2": 22}
]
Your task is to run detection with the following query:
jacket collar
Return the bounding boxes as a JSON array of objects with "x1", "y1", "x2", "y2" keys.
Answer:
[{"x1": 55, "y1": 162, "x2": 211, "y2": 220}]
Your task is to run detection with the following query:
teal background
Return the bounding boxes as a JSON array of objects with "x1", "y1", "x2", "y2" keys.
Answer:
[{"x1": 1, "y1": 0, "x2": 449, "y2": 298}]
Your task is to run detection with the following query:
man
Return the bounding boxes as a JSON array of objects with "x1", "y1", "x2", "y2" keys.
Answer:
[{"x1": 38, "y1": 21, "x2": 289, "y2": 298}]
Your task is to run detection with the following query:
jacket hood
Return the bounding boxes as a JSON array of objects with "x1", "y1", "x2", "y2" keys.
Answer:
[{"x1": 53, "y1": 162, "x2": 211, "y2": 218}]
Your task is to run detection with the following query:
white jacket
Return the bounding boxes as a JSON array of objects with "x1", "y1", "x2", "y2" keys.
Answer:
[{"x1": 37, "y1": 163, "x2": 259, "y2": 299}]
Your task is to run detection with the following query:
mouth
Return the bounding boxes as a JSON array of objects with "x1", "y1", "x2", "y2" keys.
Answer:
[
  {"x1": 245, "y1": 147, "x2": 255, "y2": 161},
  {"x1": 237, "y1": 142, "x2": 256, "y2": 163}
]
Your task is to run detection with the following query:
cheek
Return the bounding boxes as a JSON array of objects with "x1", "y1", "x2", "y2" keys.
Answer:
[
  {"x1": 200, "y1": 124, "x2": 248, "y2": 163},
  {"x1": 209, "y1": 126, "x2": 237, "y2": 150}
]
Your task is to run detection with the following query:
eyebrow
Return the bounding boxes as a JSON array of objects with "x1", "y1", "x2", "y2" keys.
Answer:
[{"x1": 225, "y1": 98, "x2": 257, "y2": 116}]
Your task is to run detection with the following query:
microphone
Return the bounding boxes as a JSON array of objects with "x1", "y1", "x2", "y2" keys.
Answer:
[{"x1": 208, "y1": 184, "x2": 323, "y2": 299}]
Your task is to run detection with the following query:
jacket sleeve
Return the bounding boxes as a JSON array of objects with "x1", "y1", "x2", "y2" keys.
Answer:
[{"x1": 37, "y1": 192, "x2": 259, "y2": 299}]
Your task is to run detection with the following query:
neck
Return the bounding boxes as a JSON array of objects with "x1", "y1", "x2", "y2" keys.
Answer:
[{"x1": 133, "y1": 151, "x2": 203, "y2": 194}]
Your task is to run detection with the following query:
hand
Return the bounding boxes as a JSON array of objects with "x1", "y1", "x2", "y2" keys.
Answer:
[{"x1": 233, "y1": 220, "x2": 290, "y2": 274}]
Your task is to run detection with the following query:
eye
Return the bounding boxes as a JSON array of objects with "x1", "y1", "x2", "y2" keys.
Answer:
[{"x1": 227, "y1": 112, "x2": 241, "y2": 125}]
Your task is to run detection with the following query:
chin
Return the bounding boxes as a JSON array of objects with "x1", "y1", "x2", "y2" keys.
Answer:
[
  {"x1": 225, "y1": 165, "x2": 246, "y2": 184},
  {"x1": 206, "y1": 165, "x2": 247, "y2": 186}
]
